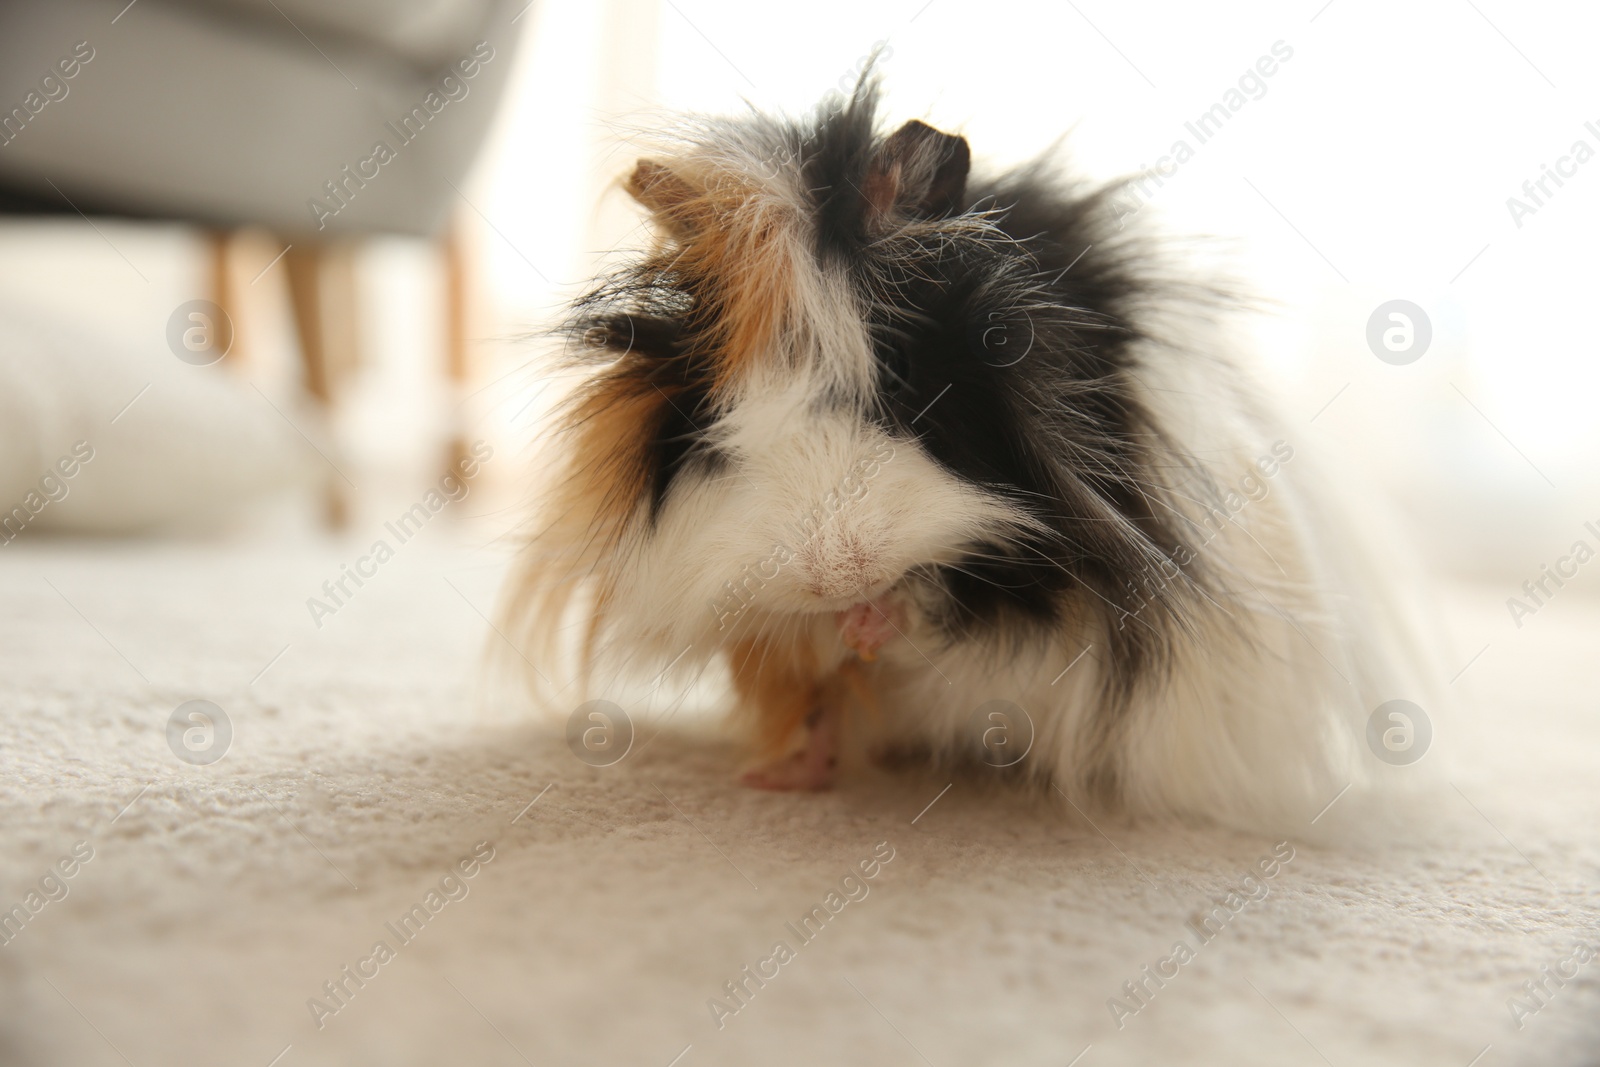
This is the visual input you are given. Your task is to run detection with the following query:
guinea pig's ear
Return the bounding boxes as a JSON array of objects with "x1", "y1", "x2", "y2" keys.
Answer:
[
  {"x1": 625, "y1": 159, "x2": 700, "y2": 237},
  {"x1": 864, "y1": 119, "x2": 971, "y2": 224}
]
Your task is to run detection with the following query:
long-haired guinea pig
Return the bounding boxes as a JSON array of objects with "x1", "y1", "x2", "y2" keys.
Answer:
[{"x1": 502, "y1": 77, "x2": 1436, "y2": 829}]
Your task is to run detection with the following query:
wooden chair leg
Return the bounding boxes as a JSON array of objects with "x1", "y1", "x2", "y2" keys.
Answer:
[
  {"x1": 284, "y1": 240, "x2": 360, "y2": 529},
  {"x1": 206, "y1": 228, "x2": 242, "y2": 366},
  {"x1": 443, "y1": 217, "x2": 472, "y2": 479}
]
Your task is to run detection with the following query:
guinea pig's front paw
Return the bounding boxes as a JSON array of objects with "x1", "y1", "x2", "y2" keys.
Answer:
[
  {"x1": 738, "y1": 705, "x2": 838, "y2": 792},
  {"x1": 739, "y1": 751, "x2": 836, "y2": 792}
]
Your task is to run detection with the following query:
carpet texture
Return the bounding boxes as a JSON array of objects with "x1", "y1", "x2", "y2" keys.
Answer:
[{"x1": 1, "y1": 538, "x2": 1597, "y2": 1067}]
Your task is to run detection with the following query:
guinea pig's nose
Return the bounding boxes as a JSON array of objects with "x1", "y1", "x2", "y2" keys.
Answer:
[{"x1": 795, "y1": 533, "x2": 889, "y2": 602}]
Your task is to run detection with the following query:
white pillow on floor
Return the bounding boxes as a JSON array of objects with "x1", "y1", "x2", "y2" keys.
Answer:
[{"x1": 0, "y1": 301, "x2": 318, "y2": 536}]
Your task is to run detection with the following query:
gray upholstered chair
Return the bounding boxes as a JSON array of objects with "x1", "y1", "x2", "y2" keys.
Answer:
[{"x1": 0, "y1": 0, "x2": 528, "y2": 521}]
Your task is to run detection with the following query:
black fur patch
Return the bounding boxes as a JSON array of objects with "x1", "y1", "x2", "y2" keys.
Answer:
[
  {"x1": 793, "y1": 82, "x2": 1210, "y2": 725},
  {"x1": 564, "y1": 279, "x2": 721, "y2": 520}
]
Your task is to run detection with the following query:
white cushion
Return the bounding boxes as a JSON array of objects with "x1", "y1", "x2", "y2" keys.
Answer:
[{"x1": 0, "y1": 301, "x2": 317, "y2": 535}]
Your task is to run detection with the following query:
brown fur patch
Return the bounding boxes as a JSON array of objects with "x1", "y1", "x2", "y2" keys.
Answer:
[
  {"x1": 566, "y1": 368, "x2": 674, "y2": 533},
  {"x1": 624, "y1": 158, "x2": 799, "y2": 394},
  {"x1": 728, "y1": 636, "x2": 822, "y2": 760},
  {"x1": 495, "y1": 367, "x2": 668, "y2": 700}
]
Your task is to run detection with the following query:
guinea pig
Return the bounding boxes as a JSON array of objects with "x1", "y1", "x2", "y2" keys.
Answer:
[{"x1": 502, "y1": 77, "x2": 1436, "y2": 829}]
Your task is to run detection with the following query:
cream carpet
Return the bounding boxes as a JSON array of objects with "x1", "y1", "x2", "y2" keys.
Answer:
[{"x1": 2, "y1": 538, "x2": 1597, "y2": 1066}]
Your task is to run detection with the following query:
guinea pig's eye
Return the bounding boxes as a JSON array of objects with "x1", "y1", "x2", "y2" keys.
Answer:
[
  {"x1": 877, "y1": 344, "x2": 913, "y2": 397},
  {"x1": 579, "y1": 313, "x2": 683, "y2": 361}
]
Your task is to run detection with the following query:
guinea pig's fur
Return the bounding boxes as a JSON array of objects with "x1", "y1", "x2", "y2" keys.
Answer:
[{"x1": 503, "y1": 78, "x2": 1436, "y2": 830}]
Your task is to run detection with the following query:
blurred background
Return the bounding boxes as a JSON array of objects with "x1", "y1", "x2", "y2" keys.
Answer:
[
  {"x1": 4, "y1": 4, "x2": 1599, "y2": 1066},
  {"x1": 1, "y1": 0, "x2": 1595, "y2": 577}
]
